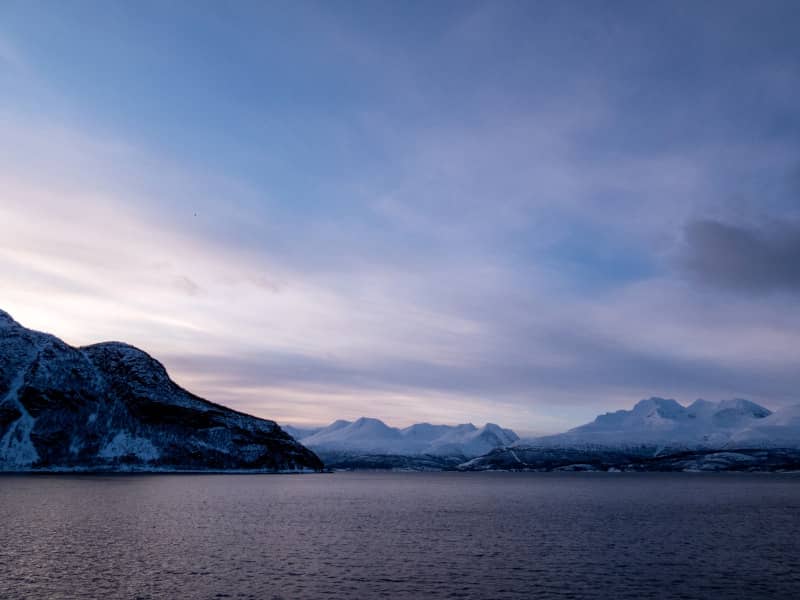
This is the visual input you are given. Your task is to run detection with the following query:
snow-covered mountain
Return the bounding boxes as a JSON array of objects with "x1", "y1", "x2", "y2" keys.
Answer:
[
  {"x1": 287, "y1": 417, "x2": 519, "y2": 459},
  {"x1": 527, "y1": 397, "x2": 775, "y2": 451},
  {"x1": 0, "y1": 309, "x2": 322, "y2": 472},
  {"x1": 459, "y1": 397, "x2": 800, "y2": 472}
]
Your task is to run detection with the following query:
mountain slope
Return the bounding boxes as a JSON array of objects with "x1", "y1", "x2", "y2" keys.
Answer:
[
  {"x1": 0, "y1": 310, "x2": 322, "y2": 472},
  {"x1": 281, "y1": 424, "x2": 324, "y2": 440},
  {"x1": 731, "y1": 404, "x2": 800, "y2": 448}
]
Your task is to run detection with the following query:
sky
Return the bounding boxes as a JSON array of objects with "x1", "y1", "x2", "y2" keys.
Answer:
[{"x1": 1, "y1": 1, "x2": 799, "y2": 434}]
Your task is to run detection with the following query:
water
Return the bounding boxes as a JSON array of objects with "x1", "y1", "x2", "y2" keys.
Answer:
[{"x1": 2, "y1": 472, "x2": 800, "y2": 599}]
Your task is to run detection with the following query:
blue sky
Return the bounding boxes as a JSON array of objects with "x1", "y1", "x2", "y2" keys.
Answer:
[{"x1": 1, "y1": 1, "x2": 799, "y2": 433}]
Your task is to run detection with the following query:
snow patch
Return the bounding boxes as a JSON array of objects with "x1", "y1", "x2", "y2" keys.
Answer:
[
  {"x1": 0, "y1": 349, "x2": 40, "y2": 467},
  {"x1": 0, "y1": 412, "x2": 38, "y2": 467},
  {"x1": 98, "y1": 432, "x2": 160, "y2": 461}
]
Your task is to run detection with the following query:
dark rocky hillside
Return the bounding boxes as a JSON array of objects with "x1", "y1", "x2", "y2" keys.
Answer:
[{"x1": 0, "y1": 310, "x2": 322, "y2": 472}]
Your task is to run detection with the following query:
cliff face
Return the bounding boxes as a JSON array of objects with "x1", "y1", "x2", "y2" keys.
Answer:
[{"x1": 0, "y1": 310, "x2": 323, "y2": 472}]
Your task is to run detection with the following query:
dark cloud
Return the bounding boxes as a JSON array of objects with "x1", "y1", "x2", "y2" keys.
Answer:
[{"x1": 681, "y1": 219, "x2": 800, "y2": 293}]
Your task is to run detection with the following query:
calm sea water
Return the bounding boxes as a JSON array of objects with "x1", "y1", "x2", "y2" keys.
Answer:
[{"x1": 2, "y1": 472, "x2": 800, "y2": 599}]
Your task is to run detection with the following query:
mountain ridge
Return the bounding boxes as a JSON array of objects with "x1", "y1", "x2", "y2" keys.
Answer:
[
  {"x1": 286, "y1": 416, "x2": 519, "y2": 459},
  {"x1": 523, "y1": 396, "x2": 783, "y2": 451}
]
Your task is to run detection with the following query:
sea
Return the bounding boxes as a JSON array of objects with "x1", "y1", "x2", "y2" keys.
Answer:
[{"x1": 2, "y1": 472, "x2": 800, "y2": 599}]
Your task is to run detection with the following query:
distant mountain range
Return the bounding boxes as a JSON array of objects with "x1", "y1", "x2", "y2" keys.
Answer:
[
  {"x1": 287, "y1": 397, "x2": 800, "y2": 472},
  {"x1": 529, "y1": 397, "x2": 777, "y2": 450},
  {"x1": 0, "y1": 310, "x2": 322, "y2": 472},
  {"x1": 462, "y1": 397, "x2": 800, "y2": 472},
  {"x1": 283, "y1": 418, "x2": 519, "y2": 470},
  {"x1": 287, "y1": 417, "x2": 518, "y2": 456}
]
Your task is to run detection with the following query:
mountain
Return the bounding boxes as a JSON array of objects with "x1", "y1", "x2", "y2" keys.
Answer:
[
  {"x1": 459, "y1": 397, "x2": 800, "y2": 472},
  {"x1": 302, "y1": 417, "x2": 403, "y2": 452},
  {"x1": 527, "y1": 397, "x2": 773, "y2": 451},
  {"x1": 0, "y1": 309, "x2": 322, "y2": 472},
  {"x1": 286, "y1": 417, "x2": 519, "y2": 469},
  {"x1": 425, "y1": 422, "x2": 519, "y2": 457}
]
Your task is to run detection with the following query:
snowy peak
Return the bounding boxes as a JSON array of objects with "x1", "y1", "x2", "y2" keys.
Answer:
[
  {"x1": 301, "y1": 417, "x2": 401, "y2": 452},
  {"x1": 400, "y1": 423, "x2": 457, "y2": 442},
  {"x1": 429, "y1": 422, "x2": 520, "y2": 457},
  {"x1": 478, "y1": 423, "x2": 519, "y2": 446},
  {"x1": 631, "y1": 397, "x2": 685, "y2": 419},
  {"x1": 580, "y1": 397, "x2": 694, "y2": 434},
  {"x1": 714, "y1": 398, "x2": 772, "y2": 419},
  {"x1": 351, "y1": 417, "x2": 394, "y2": 432}
]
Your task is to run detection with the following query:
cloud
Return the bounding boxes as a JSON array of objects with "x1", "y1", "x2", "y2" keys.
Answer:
[
  {"x1": 3, "y1": 2, "x2": 800, "y2": 433},
  {"x1": 4, "y1": 116, "x2": 800, "y2": 430},
  {"x1": 680, "y1": 218, "x2": 800, "y2": 293}
]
